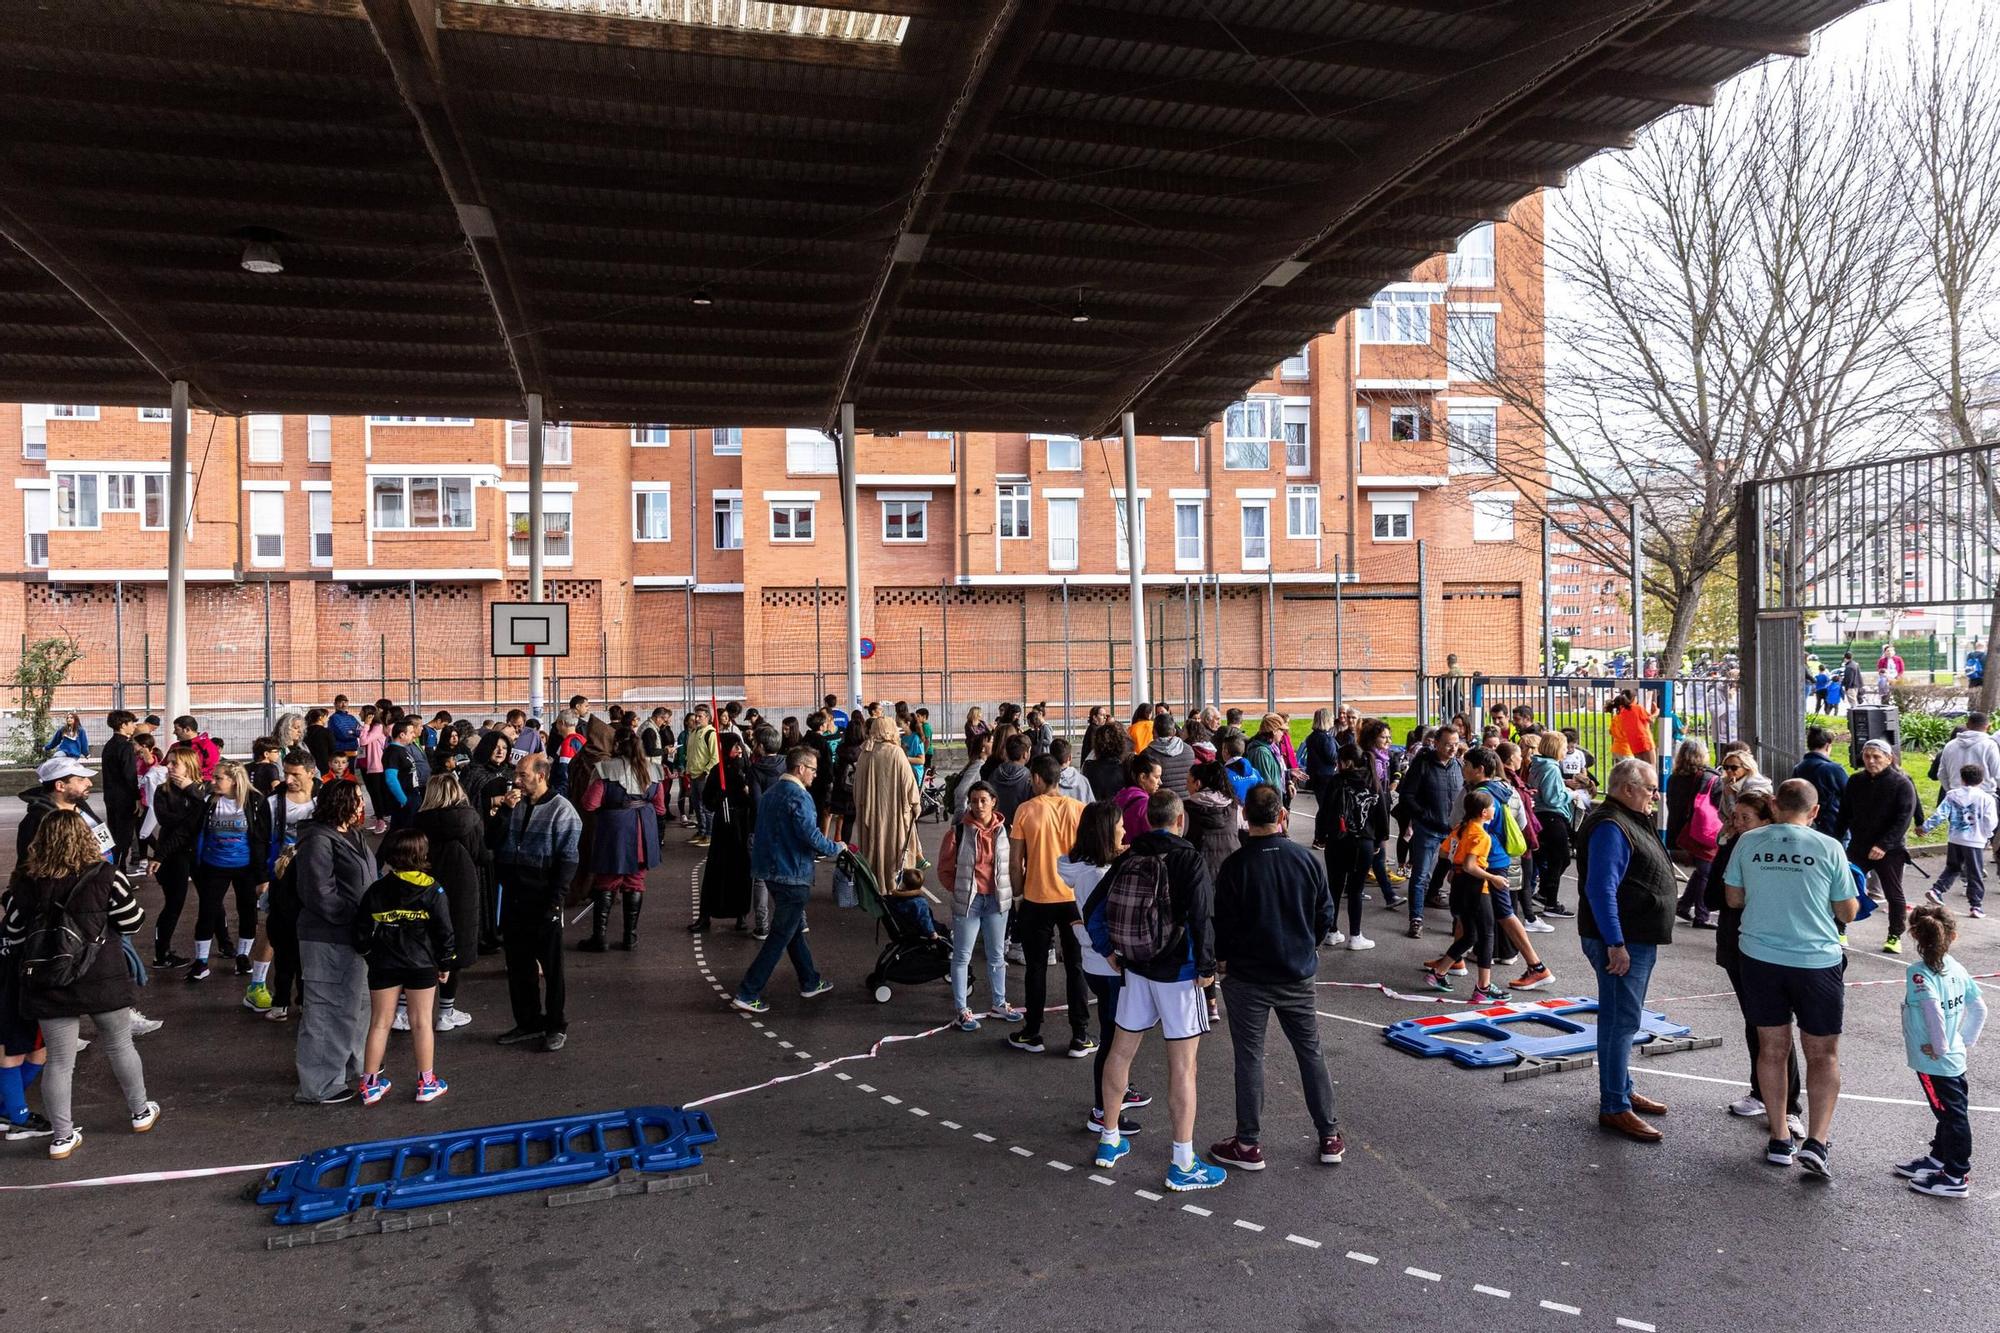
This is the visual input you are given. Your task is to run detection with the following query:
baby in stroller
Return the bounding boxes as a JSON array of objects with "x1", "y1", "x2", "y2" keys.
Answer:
[
  {"x1": 855, "y1": 855, "x2": 951, "y2": 1003},
  {"x1": 885, "y1": 868, "x2": 942, "y2": 941}
]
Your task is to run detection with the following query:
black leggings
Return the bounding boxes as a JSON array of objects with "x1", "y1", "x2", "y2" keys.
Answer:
[
  {"x1": 1086, "y1": 971, "x2": 1120, "y2": 1114},
  {"x1": 269, "y1": 914, "x2": 302, "y2": 1007},
  {"x1": 192, "y1": 862, "x2": 259, "y2": 949},
  {"x1": 1444, "y1": 876, "x2": 1495, "y2": 968},
  {"x1": 1323, "y1": 837, "x2": 1374, "y2": 936},
  {"x1": 153, "y1": 854, "x2": 193, "y2": 959},
  {"x1": 1535, "y1": 811, "x2": 1573, "y2": 906}
]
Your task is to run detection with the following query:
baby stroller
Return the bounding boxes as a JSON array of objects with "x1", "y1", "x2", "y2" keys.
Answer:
[
  {"x1": 844, "y1": 848, "x2": 951, "y2": 1004},
  {"x1": 919, "y1": 768, "x2": 950, "y2": 824}
]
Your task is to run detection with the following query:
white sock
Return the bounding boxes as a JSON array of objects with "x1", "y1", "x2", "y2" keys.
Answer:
[
  {"x1": 250, "y1": 961, "x2": 270, "y2": 984},
  {"x1": 194, "y1": 941, "x2": 211, "y2": 962},
  {"x1": 1172, "y1": 1140, "x2": 1195, "y2": 1171},
  {"x1": 1099, "y1": 1125, "x2": 1121, "y2": 1146},
  {"x1": 236, "y1": 937, "x2": 253, "y2": 957}
]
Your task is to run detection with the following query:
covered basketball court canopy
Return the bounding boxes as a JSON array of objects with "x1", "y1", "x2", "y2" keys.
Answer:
[{"x1": 0, "y1": 0, "x2": 1866, "y2": 715}]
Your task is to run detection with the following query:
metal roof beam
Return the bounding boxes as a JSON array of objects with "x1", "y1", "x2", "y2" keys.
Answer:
[
  {"x1": 435, "y1": 0, "x2": 905, "y2": 71},
  {"x1": 1021, "y1": 60, "x2": 1390, "y2": 122},
  {"x1": 1498, "y1": 117, "x2": 1639, "y2": 150},
  {"x1": 360, "y1": 0, "x2": 549, "y2": 402},
  {"x1": 1043, "y1": 9, "x2": 1473, "y2": 78},
  {"x1": 1665, "y1": 15, "x2": 1814, "y2": 58},
  {"x1": 1570, "y1": 69, "x2": 1717, "y2": 107}
]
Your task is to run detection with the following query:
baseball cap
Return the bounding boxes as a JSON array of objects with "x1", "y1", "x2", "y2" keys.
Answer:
[
  {"x1": 1861, "y1": 738, "x2": 1895, "y2": 758},
  {"x1": 36, "y1": 756, "x2": 95, "y2": 783}
]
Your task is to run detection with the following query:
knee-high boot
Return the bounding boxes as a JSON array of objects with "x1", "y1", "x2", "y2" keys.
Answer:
[
  {"x1": 577, "y1": 891, "x2": 612, "y2": 952},
  {"x1": 619, "y1": 890, "x2": 643, "y2": 951}
]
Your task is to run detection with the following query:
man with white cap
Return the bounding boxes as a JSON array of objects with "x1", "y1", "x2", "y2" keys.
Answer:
[
  {"x1": 18, "y1": 755, "x2": 109, "y2": 862},
  {"x1": 1844, "y1": 738, "x2": 1918, "y2": 955}
]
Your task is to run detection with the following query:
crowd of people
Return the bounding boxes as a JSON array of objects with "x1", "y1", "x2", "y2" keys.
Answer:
[{"x1": 0, "y1": 690, "x2": 1983, "y2": 1201}]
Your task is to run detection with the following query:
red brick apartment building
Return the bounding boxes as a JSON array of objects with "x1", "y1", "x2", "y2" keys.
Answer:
[{"x1": 0, "y1": 204, "x2": 1548, "y2": 719}]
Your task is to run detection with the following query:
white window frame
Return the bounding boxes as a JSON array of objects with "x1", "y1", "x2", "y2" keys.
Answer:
[
  {"x1": 1047, "y1": 496, "x2": 1079, "y2": 571},
  {"x1": 370, "y1": 475, "x2": 476, "y2": 531},
  {"x1": 1472, "y1": 493, "x2": 1517, "y2": 543},
  {"x1": 1446, "y1": 404, "x2": 1499, "y2": 474},
  {"x1": 769, "y1": 500, "x2": 816, "y2": 543},
  {"x1": 1240, "y1": 500, "x2": 1270, "y2": 570},
  {"x1": 1356, "y1": 289, "x2": 1438, "y2": 344},
  {"x1": 997, "y1": 481, "x2": 1031, "y2": 540},
  {"x1": 506, "y1": 421, "x2": 572, "y2": 465},
  {"x1": 1447, "y1": 311, "x2": 1497, "y2": 381},
  {"x1": 785, "y1": 429, "x2": 838, "y2": 476},
  {"x1": 308, "y1": 489, "x2": 333, "y2": 567},
  {"x1": 1281, "y1": 400, "x2": 1310, "y2": 474},
  {"x1": 102, "y1": 473, "x2": 140, "y2": 513},
  {"x1": 713, "y1": 493, "x2": 744, "y2": 550},
  {"x1": 506, "y1": 491, "x2": 573, "y2": 566},
  {"x1": 1039, "y1": 434, "x2": 1083, "y2": 471},
  {"x1": 1449, "y1": 222, "x2": 1496, "y2": 287},
  {"x1": 1355, "y1": 406, "x2": 1371, "y2": 442},
  {"x1": 248, "y1": 413, "x2": 284, "y2": 463},
  {"x1": 632, "y1": 425, "x2": 673, "y2": 446},
  {"x1": 1223, "y1": 399, "x2": 1274, "y2": 470},
  {"x1": 52, "y1": 471, "x2": 101, "y2": 530},
  {"x1": 249, "y1": 490, "x2": 285, "y2": 567},
  {"x1": 711, "y1": 427, "x2": 742, "y2": 456},
  {"x1": 1278, "y1": 345, "x2": 1310, "y2": 380},
  {"x1": 1173, "y1": 500, "x2": 1203, "y2": 571},
  {"x1": 633, "y1": 486, "x2": 673, "y2": 542},
  {"x1": 366, "y1": 415, "x2": 473, "y2": 426},
  {"x1": 23, "y1": 489, "x2": 49, "y2": 568},
  {"x1": 307, "y1": 414, "x2": 332, "y2": 462},
  {"x1": 137, "y1": 406, "x2": 171, "y2": 423},
  {"x1": 1113, "y1": 496, "x2": 1147, "y2": 572},
  {"x1": 1389, "y1": 406, "x2": 1427, "y2": 443},
  {"x1": 1370, "y1": 495, "x2": 1415, "y2": 543},
  {"x1": 20, "y1": 404, "x2": 47, "y2": 459},
  {"x1": 142, "y1": 474, "x2": 168, "y2": 531},
  {"x1": 881, "y1": 497, "x2": 928, "y2": 544},
  {"x1": 47, "y1": 405, "x2": 98, "y2": 421},
  {"x1": 1286, "y1": 485, "x2": 1320, "y2": 540}
]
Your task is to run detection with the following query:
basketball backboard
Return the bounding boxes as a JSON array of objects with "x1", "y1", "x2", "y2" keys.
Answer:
[{"x1": 491, "y1": 601, "x2": 570, "y2": 658}]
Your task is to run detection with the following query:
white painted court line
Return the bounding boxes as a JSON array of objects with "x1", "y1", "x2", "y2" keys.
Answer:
[
  {"x1": 973, "y1": 1132, "x2": 996, "y2": 1143},
  {"x1": 777, "y1": 1040, "x2": 793, "y2": 1049},
  {"x1": 1405, "y1": 1267, "x2": 1441, "y2": 1282},
  {"x1": 1089, "y1": 1174, "x2": 1116, "y2": 1186},
  {"x1": 834, "y1": 1072, "x2": 851, "y2": 1080},
  {"x1": 794, "y1": 1052, "x2": 812, "y2": 1060},
  {"x1": 940, "y1": 1120, "x2": 961, "y2": 1129},
  {"x1": 1047, "y1": 1160, "x2": 1073, "y2": 1172},
  {"x1": 761, "y1": 1029, "x2": 776, "y2": 1037},
  {"x1": 881, "y1": 1094, "x2": 902, "y2": 1105},
  {"x1": 1232, "y1": 1220, "x2": 1264, "y2": 1233},
  {"x1": 1540, "y1": 1300, "x2": 1581, "y2": 1315},
  {"x1": 1285, "y1": 1234, "x2": 1320, "y2": 1249},
  {"x1": 1009, "y1": 1145, "x2": 1034, "y2": 1157},
  {"x1": 750, "y1": 1021, "x2": 764, "y2": 1028},
  {"x1": 1474, "y1": 1284, "x2": 1510, "y2": 1299},
  {"x1": 1316, "y1": 1009, "x2": 1390, "y2": 1031},
  {"x1": 1182, "y1": 1204, "x2": 1212, "y2": 1217},
  {"x1": 908, "y1": 1106, "x2": 928, "y2": 1116},
  {"x1": 1616, "y1": 1320, "x2": 1656, "y2": 1331},
  {"x1": 857, "y1": 1084, "x2": 876, "y2": 1092},
  {"x1": 1346, "y1": 1251, "x2": 1379, "y2": 1266},
  {"x1": 1635, "y1": 1065, "x2": 2000, "y2": 1114},
  {"x1": 1135, "y1": 1189, "x2": 1163, "y2": 1201}
]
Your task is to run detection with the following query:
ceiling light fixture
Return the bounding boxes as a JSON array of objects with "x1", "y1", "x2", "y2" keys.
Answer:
[
  {"x1": 240, "y1": 240, "x2": 283, "y2": 275},
  {"x1": 1070, "y1": 287, "x2": 1090, "y2": 324},
  {"x1": 690, "y1": 288, "x2": 714, "y2": 306}
]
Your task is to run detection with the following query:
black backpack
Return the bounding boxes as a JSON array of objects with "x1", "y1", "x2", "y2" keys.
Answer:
[
  {"x1": 20, "y1": 872, "x2": 107, "y2": 992},
  {"x1": 1335, "y1": 778, "x2": 1380, "y2": 838}
]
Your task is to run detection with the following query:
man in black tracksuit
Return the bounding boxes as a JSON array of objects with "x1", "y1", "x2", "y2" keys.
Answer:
[
  {"x1": 99, "y1": 710, "x2": 141, "y2": 869},
  {"x1": 488, "y1": 755, "x2": 582, "y2": 1052}
]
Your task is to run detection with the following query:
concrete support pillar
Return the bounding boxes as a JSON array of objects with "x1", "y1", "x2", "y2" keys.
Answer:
[
  {"x1": 527, "y1": 393, "x2": 545, "y2": 719},
  {"x1": 163, "y1": 380, "x2": 190, "y2": 722},
  {"x1": 840, "y1": 402, "x2": 863, "y2": 711},
  {"x1": 1121, "y1": 411, "x2": 1147, "y2": 707}
]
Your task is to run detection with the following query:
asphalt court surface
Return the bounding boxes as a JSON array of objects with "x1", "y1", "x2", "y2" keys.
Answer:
[{"x1": 2, "y1": 801, "x2": 1996, "y2": 1333}]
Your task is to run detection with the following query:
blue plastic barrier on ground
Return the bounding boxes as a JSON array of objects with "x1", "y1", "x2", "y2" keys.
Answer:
[
  {"x1": 1383, "y1": 996, "x2": 1691, "y2": 1069},
  {"x1": 256, "y1": 1104, "x2": 717, "y2": 1225}
]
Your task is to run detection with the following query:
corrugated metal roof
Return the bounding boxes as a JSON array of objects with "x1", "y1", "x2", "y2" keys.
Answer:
[{"x1": 0, "y1": 0, "x2": 1871, "y2": 430}]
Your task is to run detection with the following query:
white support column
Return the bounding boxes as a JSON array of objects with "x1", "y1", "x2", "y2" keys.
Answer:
[
  {"x1": 527, "y1": 392, "x2": 545, "y2": 720},
  {"x1": 1121, "y1": 411, "x2": 1148, "y2": 708},
  {"x1": 163, "y1": 380, "x2": 190, "y2": 723},
  {"x1": 840, "y1": 401, "x2": 864, "y2": 711}
]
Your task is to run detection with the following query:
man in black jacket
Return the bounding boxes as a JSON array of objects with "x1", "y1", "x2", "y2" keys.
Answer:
[
  {"x1": 1845, "y1": 739, "x2": 1917, "y2": 953},
  {"x1": 1141, "y1": 714, "x2": 1195, "y2": 801},
  {"x1": 985, "y1": 734, "x2": 1034, "y2": 824},
  {"x1": 490, "y1": 755, "x2": 583, "y2": 1052},
  {"x1": 1209, "y1": 784, "x2": 1343, "y2": 1171},
  {"x1": 1399, "y1": 725, "x2": 1464, "y2": 938},
  {"x1": 99, "y1": 710, "x2": 141, "y2": 870},
  {"x1": 19, "y1": 756, "x2": 108, "y2": 862}
]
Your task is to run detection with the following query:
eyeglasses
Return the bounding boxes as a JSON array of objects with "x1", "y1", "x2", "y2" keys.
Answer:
[{"x1": 1721, "y1": 763, "x2": 1744, "y2": 773}]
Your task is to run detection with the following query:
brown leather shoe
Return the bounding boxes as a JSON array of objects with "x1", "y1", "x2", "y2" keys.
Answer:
[
  {"x1": 1599, "y1": 1110, "x2": 1664, "y2": 1142},
  {"x1": 1629, "y1": 1092, "x2": 1668, "y2": 1116}
]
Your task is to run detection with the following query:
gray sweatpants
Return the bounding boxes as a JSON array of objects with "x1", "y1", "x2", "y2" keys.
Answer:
[
  {"x1": 41, "y1": 1010, "x2": 149, "y2": 1140},
  {"x1": 1221, "y1": 975, "x2": 1339, "y2": 1144},
  {"x1": 295, "y1": 939, "x2": 369, "y2": 1102}
]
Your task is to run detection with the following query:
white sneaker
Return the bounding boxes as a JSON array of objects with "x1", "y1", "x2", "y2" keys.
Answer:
[
  {"x1": 1787, "y1": 1113, "x2": 1806, "y2": 1140},
  {"x1": 1046, "y1": 949, "x2": 1059, "y2": 966},
  {"x1": 1728, "y1": 1095, "x2": 1765, "y2": 1118},
  {"x1": 130, "y1": 1100, "x2": 161, "y2": 1133},
  {"x1": 128, "y1": 1011, "x2": 164, "y2": 1037},
  {"x1": 1346, "y1": 934, "x2": 1376, "y2": 951},
  {"x1": 447, "y1": 1006, "x2": 473, "y2": 1028},
  {"x1": 1005, "y1": 943, "x2": 1025, "y2": 965},
  {"x1": 391, "y1": 1005, "x2": 410, "y2": 1033},
  {"x1": 49, "y1": 1127, "x2": 82, "y2": 1160},
  {"x1": 1323, "y1": 931, "x2": 1347, "y2": 948},
  {"x1": 1523, "y1": 918, "x2": 1556, "y2": 934},
  {"x1": 434, "y1": 1008, "x2": 457, "y2": 1032}
]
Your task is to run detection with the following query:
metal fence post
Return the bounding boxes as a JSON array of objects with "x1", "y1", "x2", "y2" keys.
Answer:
[
  {"x1": 378, "y1": 634, "x2": 387, "y2": 700},
  {"x1": 407, "y1": 579, "x2": 420, "y2": 709},
  {"x1": 918, "y1": 626, "x2": 927, "y2": 715},
  {"x1": 143, "y1": 634, "x2": 151, "y2": 714},
  {"x1": 262, "y1": 576, "x2": 276, "y2": 733},
  {"x1": 1061, "y1": 579, "x2": 1072, "y2": 742},
  {"x1": 1540, "y1": 515, "x2": 1554, "y2": 675},
  {"x1": 1332, "y1": 557, "x2": 1344, "y2": 713},
  {"x1": 600, "y1": 629, "x2": 609, "y2": 706},
  {"x1": 938, "y1": 581, "x2": 953, "y2": 741},
  {"x1": 1106, "y1": 606, "x2": 1116, "y2": 708},
  {"x1": 1211, "y1": 575, "x2": 1225, "y2": 709},
  {"x1": 1019, "y1": 593, "x2": 1029, "y2": 708},
  {"x1": 1416, "y1": 539, "x2": 1430, "y2": 717},
  {"x1": 813, "y1": 578, "x2": 824, "y2": 707},
  {"x1": 1629, "y1": 503, "x2": 1644, "y2": 670},
  {"x1": 1265, "y1": 564, "x2": 1277, "y2": 713},
  {"x1": 112, "y1": 579, "x2": 126, "y2": 712}
]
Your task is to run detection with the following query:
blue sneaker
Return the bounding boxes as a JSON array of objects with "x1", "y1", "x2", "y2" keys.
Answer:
[
  {"x1": 1093, "y1": 1135, "x2": 1131, "y2": 1169},
  {"x1": 1165, "y1": 1157, "x2": 1227, "y2": 1192},
  {"x1": 730, "y1": 996, "x2": 769, "y2": 1014},
  {"x1": 1893, "y1": 1153, "x2": 1943, "y2": 1179}
]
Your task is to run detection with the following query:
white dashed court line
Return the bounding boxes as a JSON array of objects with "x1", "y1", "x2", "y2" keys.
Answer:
[
  {"x1": 834, "y1": 1072, "x2": 850, "y2": 1080},
  {"x1": 1008, "y1": 1145, "x2": 1033, "y2": 1157},
  {"x1": 1089, "y1": 1174, "x2": 1115, "y2": 1186},
  {"x1": 907, "y1": 1106, "x2": 928, "y2": 1116},
  {"x1": 1615, "y1": 1320, "x2": 1656, "y2": 1332},
  {"x1": 973, "y1": 1132, "x2": 996, "y2": 1143},
  {"x1": 1539, "y1": 1300, "x2": 1581, "y2": 1316},
  {"x1": 750, "y1": 1021, "x2": 764, "y2": 1029},
  {"x1": 857, "y1": 1083, "x2": 876, "y2": 1093},
  {"x1": 1284, "y1": 1234, "x2": 1320, "y2": 1250},
  {"x1": 940, "y1": 1120, "x2": 961, "y2": 1130},
  {"x1": 794, "y1": 1052, "x2": 812, "y2": 1060},
  {"x1": 1233, "y1": 1220, "x2": 1264, "y2": 1233},
  {"x1": 880, "y1": 1094, "x2": 902, "y2": 1105},
  {"x1": 1046, "y1": 1160, "x2": 1072, "y2": 1172},
  {"x1": 777, "y1": 1040, "x2": 793, "y2": 1049},
  {"x1": 1474, "y1": 1284, "x2": 1510, "y2": 1299},
  {"x1": 1346, "y1": 1252, "x2": 1379, "y2": 1266},
  {"x1": 761, "y1": 1029, "x2": 776, "y2": 1038},
  {"x1": 1181, "y1": 1204, "x2": 1212, "y2": 1217},
  {"x1": 1134, "y1": 1189, "x2": 1162, "y2": 1201},
  {"x1": 1405, "y1": 1267, "x2": 1441, "y2": 1282}
]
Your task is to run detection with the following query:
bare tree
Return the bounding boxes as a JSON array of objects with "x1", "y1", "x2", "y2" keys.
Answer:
[
  {"x1": 1454, "y1": 52, "x2": 1911, "y2": 675},
  {"x1": 1887, "y1": 4, "x2": 2000, "y2": 708}
]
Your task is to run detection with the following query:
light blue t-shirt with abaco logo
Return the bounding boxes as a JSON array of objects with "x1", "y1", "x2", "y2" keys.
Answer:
[{"x1": 1722, "y1": 823, "x2": 1855, "y2": 970}]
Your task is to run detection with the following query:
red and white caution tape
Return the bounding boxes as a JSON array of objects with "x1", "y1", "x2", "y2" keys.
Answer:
[
  {"x1": 0, "y1": 1159, "x2": 295, "y2": 1193},
  {"x1": 686, "y1": 1020, "x2": 957, "y2": 1110},
  {"x1": 1318, "y1": 980, "x2": 1474, "y2": 1005}
]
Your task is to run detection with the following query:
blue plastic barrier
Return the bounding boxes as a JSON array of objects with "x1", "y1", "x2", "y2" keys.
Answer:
[
  {"x1": 1383, "y1": 996, "x2": 1691, "y2": 1069},
  {"x1": 256, "y1": 1104, "x2": 717, "y2": 1225}
]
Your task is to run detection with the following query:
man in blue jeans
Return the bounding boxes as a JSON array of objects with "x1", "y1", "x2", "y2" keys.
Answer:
[
  {"x1": 1399, "y1": 726, "x2": 1463, "y2": 940},
  {"x1": 732, "y1": 747, "x2": 841, "y2": 1013},
  {"x1": 1574, "y1": 758, "x2": 1674, "y2": 1142}
]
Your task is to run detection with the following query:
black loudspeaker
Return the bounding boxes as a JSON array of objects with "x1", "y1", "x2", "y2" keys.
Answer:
[{"x1": 1847, "y1": 705, "x2": 1900, "y2": 769}]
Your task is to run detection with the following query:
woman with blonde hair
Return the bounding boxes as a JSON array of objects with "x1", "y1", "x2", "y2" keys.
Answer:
[
  {"x1": 145, "y1": 742, "x2": 208, "y2": 968},
  {"x1": 413, "y1": 772, "x2": 488, "y2": 1028},
  {"x1": 186, "y1": 760, "x2": 271, "y2": 982},
  {"x1": 1, "y1": 810, "x2": 158, "y2": 1158}
]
